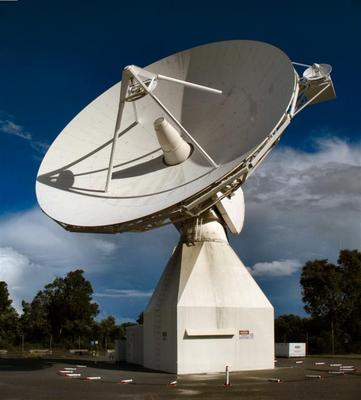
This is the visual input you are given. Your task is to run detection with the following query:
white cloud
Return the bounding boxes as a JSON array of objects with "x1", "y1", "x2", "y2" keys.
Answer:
[
  {"x1": 0, "y1": 116, "x2": 49, "y2": 154},
  {"x1": 0, "y1": 209, "x2": 121, "y2": 311},
  {"x1": 0, "y1": 209, "x2": 119, "y2": 270},
  {"x1": 30, "y1": 141, "x2": 49, "y2": 154},
  {"x1": 0, "y1": 247, "x2": 52, "y2": 313},
  {"x1": 245, "y1": 138, "x2": 361, "y2": 209},
  {"x1": 94, "y1": 289, "x2": 153, "y2": 298},
  {"x1": 235, "y1": 137, "x2": 361, "y2": 265},
  {"x1": 0, "y1": 119, "x2": 32, "y2": 140},
  {"x1": 0, "y1": 207, "x2": 176, "y2": 317},
  {"x1": 248, "y1": 259, "x2": 302, "y2": 277},
  {"x1": 92, "y1": 239, "x2": 118, "y2": 255}
]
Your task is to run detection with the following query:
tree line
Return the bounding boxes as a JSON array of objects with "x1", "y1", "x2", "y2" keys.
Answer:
[
  {"x1": 275, "y1": 249, "x2": 361, "y2": 354},
  {"x1": 1, "y1": 249, "x2": 360, "y2": 353},
  {"x1": 0, "y1": 270, "x2": 135, "y2": 350}
]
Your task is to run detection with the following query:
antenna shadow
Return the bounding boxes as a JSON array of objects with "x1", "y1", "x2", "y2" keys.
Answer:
[{"x1": 111, "y1": 155, "x2": 166, "y2": 179}]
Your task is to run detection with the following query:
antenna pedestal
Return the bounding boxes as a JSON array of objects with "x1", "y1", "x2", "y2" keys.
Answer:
[{"x1": 143, "y1": 215, "x2": 274, "y2": 374}]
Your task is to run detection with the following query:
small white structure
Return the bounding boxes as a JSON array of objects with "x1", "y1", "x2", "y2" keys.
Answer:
[
  {"x1": 114, "y1": 339, "x2": 126, "y2": 362},
  {"x1": 275, "y1": 343, "x2": 306, "y2": 358},
  {"x1": 126, "y1": 325, "x2": 144, "y2": 365}
]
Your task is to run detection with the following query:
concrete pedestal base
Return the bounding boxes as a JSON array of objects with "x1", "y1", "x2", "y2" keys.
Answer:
[{"x1": 143, "y1": 217, "x2": 274, "y2": 374}]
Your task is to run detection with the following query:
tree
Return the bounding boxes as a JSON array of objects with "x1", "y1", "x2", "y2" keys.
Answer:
[
  {"x1": 20, "y1": 292, "x2": 51, "y2": 343},
  {"x1": 0, "y1": 281, "x2": 19, "y2": 346},
  {"x1": 137, "y1": 312, "x2": 144, "y2": 325},
  {"x1": 99, "y1": 316, "x2": 123, "y2": 349},
  {"x1": 44, "y1": 270, "x2": 99, "y2": 343},
  {"x1": 0, "y1": 281, "x2": 13, "y2": 311},
  {"x1": 300, "y1": 259, "x2": 343, "y2": 353},
  {"x1": 338, "y1": 250, "x2": 361, "y2": 351},
  {"x1": 21, "y1": 270, "x2": 99, "y2": 346},
  {"x1": 275, "y1": 314, "x2": 306, "y2": 343},
  {"x1": 300, "y1": 249, "x2": 361, "y2": 353}
]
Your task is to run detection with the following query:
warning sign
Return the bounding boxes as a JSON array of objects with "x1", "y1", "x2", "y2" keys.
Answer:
[{"x1": 239, "y1": 330, "x2": 254, "y2": 339}]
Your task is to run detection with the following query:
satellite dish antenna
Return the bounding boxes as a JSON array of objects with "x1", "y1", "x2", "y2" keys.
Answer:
[
  {"x1": 303, "y1": 63, "x2": 332, "y2": 80},
  {"x1": 36, "y1": 40, "x2": 335, "y2": 374}
]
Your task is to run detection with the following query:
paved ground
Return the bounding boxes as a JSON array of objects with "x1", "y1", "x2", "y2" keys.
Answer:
[{"x1": 0, "y1": 355, "x2": 360, "y2": 399}]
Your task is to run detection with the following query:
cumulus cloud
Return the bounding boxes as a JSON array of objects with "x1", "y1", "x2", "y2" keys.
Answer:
[
  {"x1": 0, "y1": 207, "x2": 176, "y2": 317},
  {"x1": 246, "y1": 138, "x2": 361, "y2": 208},
  {"x1": 248, "y1": 259, "x2": 302, "y2": 277},
  {"x1": 0, "y1": 247, "x2": 52, "y2": 312},
  {"x1": 234, "y1": 137, "x2": 361, "y2": 265},
  {"x1": 0, "y1": 209, "x2": 118, "y2": 269},
  {"x1": 228, "y1": 136, "x2": 361, "y2": 314},
  {"x1": 0, "y1": 209, "x2": 121, "y2": 311}
]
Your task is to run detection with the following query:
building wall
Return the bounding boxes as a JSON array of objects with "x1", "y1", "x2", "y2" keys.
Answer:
[
  {"x1": 178, "y1": 307, "x2": 274, "y2": 373},
  {"x1": 114, "y1": 339, "x2": 126, "y2": 362},
  {"x1": 126, "y1": 325, "x2": 144, "y2": 365}
]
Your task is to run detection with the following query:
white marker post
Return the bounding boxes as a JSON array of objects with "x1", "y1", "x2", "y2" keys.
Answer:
[
  {"x1": 119, "y1": 379, "x2": 133, "y2": 384},
  {"x1": 224, "y1": 365, "x2": 230, "y2": 387}
]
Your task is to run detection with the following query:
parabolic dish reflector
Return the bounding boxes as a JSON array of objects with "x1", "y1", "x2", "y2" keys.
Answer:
[{"x1": 36, "y1": 40, "x2": 296, "y2": 232}]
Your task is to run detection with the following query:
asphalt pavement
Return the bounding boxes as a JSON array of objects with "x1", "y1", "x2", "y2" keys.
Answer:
[{"x1": 0, "y1": 355, "x2": 360, "y2": 399}]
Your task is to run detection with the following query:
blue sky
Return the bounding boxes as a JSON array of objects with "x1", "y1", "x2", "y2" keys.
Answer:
[{"x1": 0, "y1": 0, "x2": 360, "y2": 322}]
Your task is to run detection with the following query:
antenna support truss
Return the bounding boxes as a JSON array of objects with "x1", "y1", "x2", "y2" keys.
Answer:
[{"x1": 104, "y1": 65, "x2": 222, "y2": 192}]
